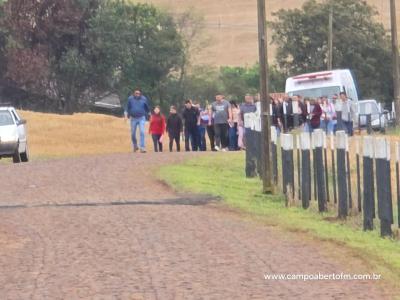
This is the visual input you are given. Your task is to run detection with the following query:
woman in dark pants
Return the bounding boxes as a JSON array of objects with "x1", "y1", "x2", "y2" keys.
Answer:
[
  {"x1": 310, "y1": 98, "x2": 323, "y2": 131},
  {"x1": 272, "y1": 97, "x2": 283, "y2": 134},
  {"x1": 206, "y1": 104, "x2": 216, "y2": 151},
  {"x1": 166, "y1": 105, "x2": 183, "y2": 152},
  {"x1": 149, "y1": 106, "x2": 166, "y2": 152},
  {"x1": 211, "y1": 95, "x2": 231, "y2": 151},
  {"x1": 199, "y1": 107, "x2": 209, "y2": 151}
]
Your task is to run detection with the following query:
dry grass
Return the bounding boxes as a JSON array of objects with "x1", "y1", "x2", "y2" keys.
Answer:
[
  {"x1": 143, "y1": 0, "x2": 399, "y2": 66},
  {"x1": 16, "y1": 111, "x2": 146, "y2": 159}
]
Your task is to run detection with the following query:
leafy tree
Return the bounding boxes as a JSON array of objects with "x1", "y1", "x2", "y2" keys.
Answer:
[
  {"x1": 174, "y1": 9, "x2": 208, "y2": 102},
  {"x1": 0, "y1": 1, "x2": 8, "y2": 80},
  {"x1": 2, "y1": 0, "x2": 100, "y2": 113},
  {"x1": 270, "y1": 0, "x2": 393, "y2": 103},
  {"x1": 155, "y1": 66, "x2": 221, "y2": 111},
  {"x1": 160, "y1": 64, "x2": 285, "y2": 111},
  {"x1": 219, "y1": 65, "x2": 286, "y2": 101},
  {"x1": 0, "y1": 0, "x2": 184, "y2": 113},
  {"x1": 55, "y1": 48, "x2": 93, "y2": 113},
  {"x1": 87, "y1": 0, "x2": 184, "y2": 108}
]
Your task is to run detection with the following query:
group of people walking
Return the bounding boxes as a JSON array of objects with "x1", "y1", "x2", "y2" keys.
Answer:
[
  {"x1": 124, "y1": 89, "x2": 257, "y2": 153},
  {"x1": 272, "y1": 92, "x2": 356, "y2": 136}
]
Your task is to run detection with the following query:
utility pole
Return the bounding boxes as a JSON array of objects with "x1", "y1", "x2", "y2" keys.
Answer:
[
  {"x1": 390, "y1": 0, "x2": 400, "y2": 125},
  {"x1": 327, "y1": 5, "x2": 333, "y2": 70},
  {"x1": 257, "y1": 0, "x2": 273, "y2": 193}
]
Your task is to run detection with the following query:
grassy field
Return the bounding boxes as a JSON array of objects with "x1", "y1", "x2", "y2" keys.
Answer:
[
  {"x1": 159, "y1": 153, "x2": 400, "y2": 289},
  {"x1": 14, "y1": 111, "x2": 137, "y2": 160},
  {"x1": 143, "y1": 0, "x2": 398, "y2": 66}
]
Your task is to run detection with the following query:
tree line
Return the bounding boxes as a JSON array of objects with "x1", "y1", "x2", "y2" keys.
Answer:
[
  {"x1": 270, "y1": 0, "x2": 393, "y2": 104},
  {"x1": 0, "y1": 0, "x2": 186, "y2": 113},
  {"x1": 0, "y1": 0, "x2": 394, "y2": 114}
]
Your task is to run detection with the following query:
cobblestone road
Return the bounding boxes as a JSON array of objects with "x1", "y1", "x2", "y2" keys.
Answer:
[{"x1": 0, "y1": 153, "x2": 391, "y2": 299}]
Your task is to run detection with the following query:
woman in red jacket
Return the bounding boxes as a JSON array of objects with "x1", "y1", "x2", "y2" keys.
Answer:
[{"x1": 149, "y1": 106, "x2": 166, "y2": 152}]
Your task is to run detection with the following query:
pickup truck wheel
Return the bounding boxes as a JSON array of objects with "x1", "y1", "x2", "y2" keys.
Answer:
[
  {"x1": 13, "y1": 149, "x2": 21, "y2": 163},
  {"x1": 20, "y1": 144, "x2": 29, "y2": 162}
]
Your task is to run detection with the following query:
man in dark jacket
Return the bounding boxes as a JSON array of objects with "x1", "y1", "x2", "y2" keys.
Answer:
[
  {"x1": 272, "y1": 97, "x2": 283, "y2": 129},
  {"x1": 240, "y1": 95, "x2": 257, "y2": 149},
  {"x1": 166, "y1": 106, "x2": 183, "y2": 152},
  {"x1": 182, "y1": 100, "x2": 200, "y2": 151},
  {"x1": 310, "y1": 98, "x2": 322, "y2": 130},
  {"x1": 124, "y1": 89, "x2": 150, "y2": 153}
]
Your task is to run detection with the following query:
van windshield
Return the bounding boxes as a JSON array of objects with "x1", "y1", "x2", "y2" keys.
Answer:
[
  {"x1": 0, "y1": 111, "x2": 14, "y2": 126},
  {"x1": 288, "y1": 86, "x2": 341, "y2": 99}
]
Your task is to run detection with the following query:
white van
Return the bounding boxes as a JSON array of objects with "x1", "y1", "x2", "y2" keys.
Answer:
[{"x1": 285, "y1": 69, "x2": 359, "y2": 102}]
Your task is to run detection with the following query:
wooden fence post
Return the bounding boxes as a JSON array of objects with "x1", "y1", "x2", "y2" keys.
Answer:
[
  {"x1": 386, "y1": 141, "x2": 394, "y2": 232},
  {"x1": 296, "y1": 135, "x2": 301, "y2": 200},
  {"x1": 271, "y1": 126, "x2": 278, "y2": 184},
  {"x1": 346, "y1": 134, "x2": 353, "y2": 209},
  {"x1": 323, "y1": 132, "x2": 330, "y2": 203},
  {"x1": 375, "y1": 138, "x2": 393, "y2": 237},
  {"x1": 300, "y1": 132, "x2": 311, "y2": 209},
  {"x1": 396, "y1": 142, "x2": 400, "y2": 228},
  {"x1": 255, "y1": 129, "x2": 262, "y2": 177},
  {"x1": 336, "y1": 131, "x2": 348, "y2": 219},
  {"x1": 281, "y1": 134, "x2": 294, "y2": 197},
  {"x1": 356, "y1": 138, "x2": 362, "y2": 212},
  {"x1": 331, "y1": 134, "x2": 337, "y2": 204},
  {"x1": 363, "y1": 136, "x2": 375, "y2": 230},
  {"x1": 312, "y1": 134, "x2": 317, "y2": 201},
  {"x1": 313, "y1": 129, "x2": 327, "y2": 212}
]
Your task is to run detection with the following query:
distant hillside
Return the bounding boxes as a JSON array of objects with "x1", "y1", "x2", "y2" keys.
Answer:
[{"x1": 143, "y1": 0, "x2": 398, "y2": 66}]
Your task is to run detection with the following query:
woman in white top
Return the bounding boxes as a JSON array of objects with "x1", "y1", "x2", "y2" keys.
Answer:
[
  {"x1": 229, "y1": 100, "x2": 241, "y2": 151},
  {"x1": 321, "y1": 97, "x2": 336, "y2": 135}
]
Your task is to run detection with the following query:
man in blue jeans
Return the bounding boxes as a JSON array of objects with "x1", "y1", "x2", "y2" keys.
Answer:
[
  {"x1": 182, "y1": 100, "x2": 200, "y2": 151},
  {"x1": 124, "y1": 89, "x2": 150, "y2": 153}
]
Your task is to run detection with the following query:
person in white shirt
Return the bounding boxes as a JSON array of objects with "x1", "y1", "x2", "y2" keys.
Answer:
[{"x1": 321, "y1": 96, "x2": 336, "y2": 135}]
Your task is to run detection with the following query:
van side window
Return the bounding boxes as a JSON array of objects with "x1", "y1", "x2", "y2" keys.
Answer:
[{"x1": 348, "y1": 87, "x2": 357, "y2": 101}]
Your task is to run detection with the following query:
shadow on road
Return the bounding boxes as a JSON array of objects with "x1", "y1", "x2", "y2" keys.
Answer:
[{"x1": 0, "y1": 194, "x2": 221, "y2": 210}]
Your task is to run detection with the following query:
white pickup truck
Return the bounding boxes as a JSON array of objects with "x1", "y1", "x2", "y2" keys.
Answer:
[
  {"x1": 0, "y1": 107, "x2": 29, "y2": 163},
  {"x1": 357, "y1": 99, "x2": 389, "y2": 130}
]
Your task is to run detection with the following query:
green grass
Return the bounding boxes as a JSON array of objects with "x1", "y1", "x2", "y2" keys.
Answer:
[
  {"x1": 159, "y1": 152, "x2": 400, "y2": 288},
  {"x1": 385, "y1": 127, "x2": 400, "y2": 136}
]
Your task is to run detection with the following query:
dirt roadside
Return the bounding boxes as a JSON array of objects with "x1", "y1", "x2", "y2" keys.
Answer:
[{"x1": 0, "y1": 153, "x2": 394, "y2": 299}]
